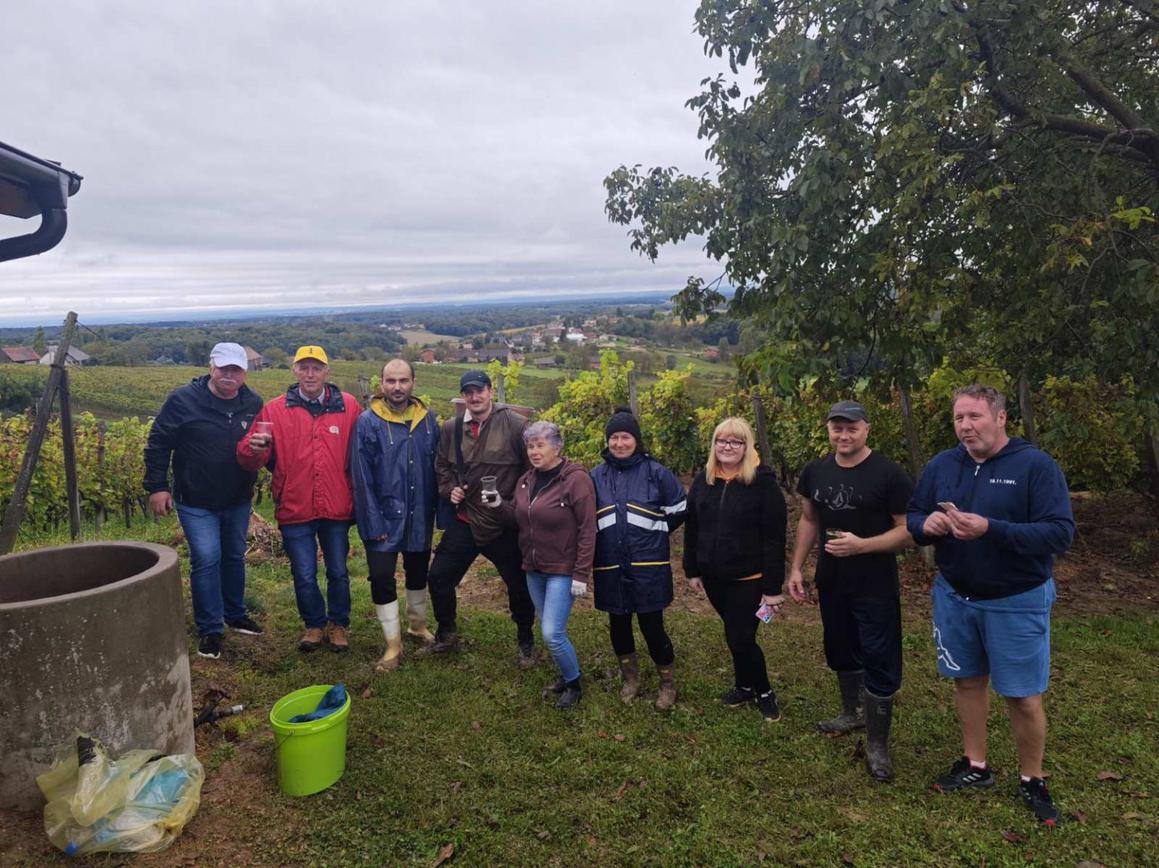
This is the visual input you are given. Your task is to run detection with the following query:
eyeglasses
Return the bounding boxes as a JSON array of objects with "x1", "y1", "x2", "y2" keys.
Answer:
[{"x1": 714, "y1": 438, "x2": 745, "y2": 450}]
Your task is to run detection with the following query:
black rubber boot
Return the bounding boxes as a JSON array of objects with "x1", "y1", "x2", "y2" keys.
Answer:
[
  {"x1": 864, "y1": 691, "x2": 895, "y2": 783},
  {"x1": 816, "y1": 670, "x2": 866, "y2": 734},
  {"x1": 556, "y1": 677, "x2": 583, "y2": 710}
]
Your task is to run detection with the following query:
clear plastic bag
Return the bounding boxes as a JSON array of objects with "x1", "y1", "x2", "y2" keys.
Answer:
[{"x1": 36, "y1": 733, "x2": 204, "y2": 855}]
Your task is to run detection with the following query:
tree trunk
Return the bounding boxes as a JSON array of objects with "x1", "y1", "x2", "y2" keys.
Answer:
[
  {"x1": 1145, "y1": 420, "x2": 1159, "y2": 508},
  {"x1": 898, "y1": 386, "x2": 934, "y2": 566},
  {"x1": 897, "y1": 386, "x2": 924, "y2": 480},
  {"x1": 1019, "y1": 371, "x2": 1037, "y2": 444}
]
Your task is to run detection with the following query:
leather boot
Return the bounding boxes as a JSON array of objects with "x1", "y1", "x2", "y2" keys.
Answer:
[
  {"x1": 618, "y1": 654, "x2": 640, "y2": 703},
  {"x1": 405, "y1": 589, "x2": 436, "y2": 645},
  {"x1": 817, "y1": 670, "x2": 866, "y2": 734},
  {"x1": 864, "y1": 691, "x2": 895, "y2": 783},
  {"x1": 654, "y1": 663, "x2": 676, "y2": 711}
]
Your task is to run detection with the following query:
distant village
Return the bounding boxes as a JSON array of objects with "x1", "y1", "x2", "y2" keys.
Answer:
[{"x1": 0, "y1": 310, "x2": 731, "y2": 371}]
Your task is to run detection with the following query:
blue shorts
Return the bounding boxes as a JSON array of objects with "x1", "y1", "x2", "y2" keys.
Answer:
[{"x1": 931, "y1": 575, "x2": 1055, "y2": 698}]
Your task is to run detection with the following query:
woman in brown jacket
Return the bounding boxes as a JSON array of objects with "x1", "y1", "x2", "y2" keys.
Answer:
[{"x1": 512, "y1": 421, "x2": 596, "y2": 709}]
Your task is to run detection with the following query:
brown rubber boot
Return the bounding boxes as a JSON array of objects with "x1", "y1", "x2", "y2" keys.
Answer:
[
  {"x1": 655, "y1": 663, "x2": 677, "y2": 711},
  {"x1": 618, "y1": 653, "x2": 640, "y2": 703}
]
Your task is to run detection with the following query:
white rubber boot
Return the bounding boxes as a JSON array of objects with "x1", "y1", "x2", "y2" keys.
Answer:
[
  {"x1": 375, "y1": 601, "x2": 402, "y2": 672},
  {"x1": 405, "y1": 589, "x2": 436, "y2": 644}
]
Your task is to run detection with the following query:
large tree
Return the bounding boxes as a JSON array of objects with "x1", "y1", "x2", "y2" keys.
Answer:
[{"x1": 605, "y1": 0, "x2": 1159, "y2": 418}]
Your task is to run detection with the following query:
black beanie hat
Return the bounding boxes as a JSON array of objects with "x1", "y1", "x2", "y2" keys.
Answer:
[{"x1": 605, "y1": 406, "x2": 643, "y2": 444}]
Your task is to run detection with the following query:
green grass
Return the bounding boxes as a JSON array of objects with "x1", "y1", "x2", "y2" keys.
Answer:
[{"x1": 10, "y1": 515, "x2": 1156, "y2": 867}]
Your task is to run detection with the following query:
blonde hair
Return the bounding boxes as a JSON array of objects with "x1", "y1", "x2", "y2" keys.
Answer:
[{"x1": 706, "y1": 417, "x2": 759, "y2": 485}]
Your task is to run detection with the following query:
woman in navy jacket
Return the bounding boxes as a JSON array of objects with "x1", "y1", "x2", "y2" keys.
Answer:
[{"x1": 590, "y1": 408, "x2": 686, "y2": 710}]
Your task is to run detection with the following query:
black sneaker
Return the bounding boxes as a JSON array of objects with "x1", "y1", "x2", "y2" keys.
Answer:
[
  {"x1": 756, "y1": 689, "x2": 782, "y2": 722},
  {"x1": 720, "y1": 686, "x2": 755, "y2": 707},
  {"x1": 416, "y1": 631, "x2": 459, "y2": 657},
  {"x1": 197, "y1": 633, "x2": 223, "y2": 659},
  {"x1": 556, "y1": 679, "x2": 582, "y2": 710},
  {"x1": 541, "y1": 677, "x2": 568, "y2": 700},
  {"x1": 226, "y1": 615, "x2": 263, "y2": 635},
  {"x1": 932, "y1": 757, "x2": 996, "y2": 792},
  {"x1": 1019, "y1": 777, "x2": 1060, "y2": 827}
]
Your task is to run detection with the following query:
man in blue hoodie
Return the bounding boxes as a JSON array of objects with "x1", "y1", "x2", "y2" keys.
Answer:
[{"x1": 908, "y1": 384, "x2": 1074, "y2": 826}]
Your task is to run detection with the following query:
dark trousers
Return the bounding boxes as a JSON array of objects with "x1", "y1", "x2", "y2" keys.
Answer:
[
  {"x1": 427, "y1": 520, "x2": 535, "y2": 642},
  {"x1": 608, "y1": 611, "x2": 674, "y2": 666},
  {"x1": 366, "y1": 549, "x2": 430, "y2": 605},
  {"x1": 818, "y1": 584, "x2": 903, "y2": 697},
  {"x1": 703, "y1": 578, "x2": 770, "y2": 694}
]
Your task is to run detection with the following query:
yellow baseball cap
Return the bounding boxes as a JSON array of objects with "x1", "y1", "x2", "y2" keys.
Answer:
[{"x1": 293, "y1": 345, "x2": 329, "y2": 365}]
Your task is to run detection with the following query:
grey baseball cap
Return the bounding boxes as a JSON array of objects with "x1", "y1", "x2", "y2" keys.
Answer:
[{"x1": 826, "y1": 400, "x2": 868, "y2": 422}]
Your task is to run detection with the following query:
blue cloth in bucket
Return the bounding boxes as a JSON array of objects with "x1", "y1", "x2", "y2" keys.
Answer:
[{"x1": 287, "y1": 683, "x2": 347, "y2": 723}]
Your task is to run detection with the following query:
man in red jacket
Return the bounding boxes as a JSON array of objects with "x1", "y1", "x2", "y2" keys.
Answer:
[{"x1": 238, "y1": 345, "x2": 362, "y2": 652}]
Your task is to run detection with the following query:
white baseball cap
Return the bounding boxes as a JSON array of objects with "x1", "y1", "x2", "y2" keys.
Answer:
[{"x1": 209, "y1": 342, "x2": 248, "y2": 370}]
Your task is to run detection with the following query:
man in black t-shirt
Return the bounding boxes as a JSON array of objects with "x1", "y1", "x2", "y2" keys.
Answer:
[{"x1": 788, "y1": 400, "x2": 914, "y2": 783}]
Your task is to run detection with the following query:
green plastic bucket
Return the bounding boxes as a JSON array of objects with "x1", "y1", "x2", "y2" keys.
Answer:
[{"x1": 269, "y1": 684, "x2": 351, "y2": 796}]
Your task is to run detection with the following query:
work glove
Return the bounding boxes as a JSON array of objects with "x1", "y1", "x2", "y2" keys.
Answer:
[{"x1": 570, "y1": 580, "x2": 587, "y2": 597}]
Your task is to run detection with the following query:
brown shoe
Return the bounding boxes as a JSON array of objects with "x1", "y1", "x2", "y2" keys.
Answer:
[
  {"x1": 298, "y1": 627, "x2": 324, "y2": 652},
  {"x1": 655, "y1": 663, "x2": 677, "y2": 711},
  {"x1": 326, "y1": 623, "x2": 350, "y2": 654}
]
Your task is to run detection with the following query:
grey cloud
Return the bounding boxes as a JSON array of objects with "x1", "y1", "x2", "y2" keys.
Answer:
[{"x1": 1, "y1": 0, "x2": 722, "y2": 323}]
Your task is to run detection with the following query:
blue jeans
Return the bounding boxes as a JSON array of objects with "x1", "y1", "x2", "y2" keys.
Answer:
[
  {"x1": 176, "y1": 501, "x2": 251, "y2": 636},
  {"x1": 280, "y1": 519, "x2": 352, "y2": 629},
  {"x1": 526, "y1": 572, "x2": 579, "y2": 682}
]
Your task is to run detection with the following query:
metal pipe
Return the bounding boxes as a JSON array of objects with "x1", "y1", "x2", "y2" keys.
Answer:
[{"x1": 0, "y1": 207, "x2": 68, "y2": 262}]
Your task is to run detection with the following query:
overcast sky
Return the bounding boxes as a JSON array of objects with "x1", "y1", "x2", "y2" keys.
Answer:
[{"x1": 0, "y1": 1, "x2": 724, "y2": 326}]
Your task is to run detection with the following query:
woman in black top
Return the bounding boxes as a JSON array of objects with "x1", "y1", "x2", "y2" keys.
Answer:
[{"x1": 683, "y1": 417, "x2": 787, "y2": 722}]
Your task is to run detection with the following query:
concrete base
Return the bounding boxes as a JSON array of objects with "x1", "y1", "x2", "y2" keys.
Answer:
[{"x1": 0, "y1": 542, "x2": 194, "y2": 810}]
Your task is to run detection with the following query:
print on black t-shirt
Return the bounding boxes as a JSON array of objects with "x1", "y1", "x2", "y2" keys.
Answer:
[{"x1": 797, "y1": 452, "x2": 914, "y2": 596}]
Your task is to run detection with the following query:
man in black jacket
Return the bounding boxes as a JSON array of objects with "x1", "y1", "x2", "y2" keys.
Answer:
[{"x1": 143, "y1": 343, "x2": 264, "y2": 659}]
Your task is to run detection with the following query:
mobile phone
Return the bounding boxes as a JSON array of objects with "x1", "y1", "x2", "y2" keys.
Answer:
[
  {"x1": 937, "y1": 501, "x2": 958, "y2": 512},
  {"x1": 755, "y1": 603, "x2": 772, "y2": 624}
]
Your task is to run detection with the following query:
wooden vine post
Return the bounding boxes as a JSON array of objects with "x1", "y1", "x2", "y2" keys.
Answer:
[{"x1": 0, "y1": 311, "x2": 81, "y2": 554}]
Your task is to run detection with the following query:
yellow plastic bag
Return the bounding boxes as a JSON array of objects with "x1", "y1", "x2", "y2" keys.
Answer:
[{"x1": 36, "y1": 734, "x2": 204, "y2": 856}]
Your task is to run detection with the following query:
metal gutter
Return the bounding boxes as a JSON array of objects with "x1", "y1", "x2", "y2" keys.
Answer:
[{"x1": 0, "y1": 140, "x2": 83, "y2": 263}]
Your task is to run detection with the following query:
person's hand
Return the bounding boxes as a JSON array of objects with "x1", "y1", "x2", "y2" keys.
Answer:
[
  {"x1": 482, "y1": 491, "x2": 503, "y2": 509},
  {"x1": 687, "y1": 577, "x2": 705, "y2": 595},
  {"x1": 570, "y1": 580, "x2": 587, "y2": 597},
  {"x1": 922, "y1": 512, "x2": 953, "y2": 537},
  {"x1": 450, "y1": 485, "x2": 467, "y2": 505},
  {"x1": 824, "y1": 531, "x2": 864, "y2": 558},
  {"x1": 761, "y1": 593, "x2": 786, "y2": 618},
  {"x1": 787, "y1": 568, "x2": 808, "y2": 603},
  {"x1": 148, "y1": 491, "x2": 173, "y2": 517},
  {"x1": 948, "y1": 509, "x2": 989, "y2": 540},
  {"x1": 248, "y1": 433, "x2": 271, "y2": 454},
  {"x1": 374, "y1": 534, "x2": 387, "y2": 543}
]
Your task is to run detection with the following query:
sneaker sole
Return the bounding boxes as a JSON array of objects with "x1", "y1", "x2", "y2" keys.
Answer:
[
  {"x1": 932, "y1": 779, "x2": 996, "y2": 793},
  {"x1": 197, "y1": 650, "x2": 221, "y2": 659},
  {"x1": 228, "y1": 627, "x2": 262, "y2": 636}
]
